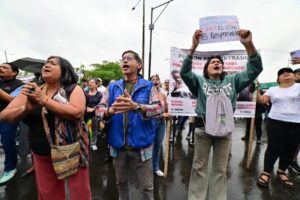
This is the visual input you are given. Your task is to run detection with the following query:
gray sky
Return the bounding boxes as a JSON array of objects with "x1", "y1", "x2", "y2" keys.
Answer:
[{"x1": 1, "y1": 0, "x2": 299, "y2": 82}]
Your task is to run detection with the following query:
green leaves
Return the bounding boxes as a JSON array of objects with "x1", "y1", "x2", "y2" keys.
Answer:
[{"x1": 83, "y1": 61, "x2": 122, "y2": 86}]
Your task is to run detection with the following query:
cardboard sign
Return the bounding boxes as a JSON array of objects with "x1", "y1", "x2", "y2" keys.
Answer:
[
  {"x1": 291, "y1": 50, "x2": 300, "y2": 65},
  {"x1": 199, "y1": 15, "x2": 240, "y2": 44},
  {"x1": 233, "y1": 101, "x2": 256, "y2": 118}
]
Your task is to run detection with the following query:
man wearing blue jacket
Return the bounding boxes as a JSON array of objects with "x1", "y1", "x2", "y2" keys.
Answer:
[{"x1": 96, "y1": 50, "x2": 163, "y2": 200}]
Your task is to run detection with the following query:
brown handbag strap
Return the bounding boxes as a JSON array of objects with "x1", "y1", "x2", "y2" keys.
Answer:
[
  {"x1": 41, "y1": 106, "x2": 54, "y2": 145},
  {"x1": 40, "y1": 84, "x2": 54, "y2": 145}
]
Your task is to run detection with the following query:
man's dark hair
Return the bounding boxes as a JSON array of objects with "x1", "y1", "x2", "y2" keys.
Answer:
[
  {"x1": 203, "y1": 55, "x2": 226, "y2": 81},
  {"x1": 47, "y1": 56, "x2": 78, "y2": 87},
  {"x1": 171, "y1": 69, "x2": 180, "y2": 79},
  {"x1": 4, "y1": 62, "x2": 19, "y2": 77}
]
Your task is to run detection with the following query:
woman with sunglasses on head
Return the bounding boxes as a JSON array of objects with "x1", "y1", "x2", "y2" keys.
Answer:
[
  {"x1": 0, "y1": 56, "x2": 91, "y2": 200},
  {"x1": 150, "y1": 74, "x2": 169, "y2": 177},
  {"x1": 180, "y1": 29, "x2": 263, "y2": 200}
]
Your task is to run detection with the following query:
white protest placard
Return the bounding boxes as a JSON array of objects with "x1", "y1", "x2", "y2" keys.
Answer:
[
  {"x1": 233, "y1": 101, "x2": 256, "y2": 118},
  {"x1": 169, "y1": 47, "x2": 254, "y2": 117},
  {"x1": 199, "y1": 15, "x2": 240, "y2": 44}
]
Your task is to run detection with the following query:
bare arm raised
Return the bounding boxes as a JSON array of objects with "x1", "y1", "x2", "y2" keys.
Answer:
[{"x1": 239, "y1": 29, "x2": 257, "y2": 56}]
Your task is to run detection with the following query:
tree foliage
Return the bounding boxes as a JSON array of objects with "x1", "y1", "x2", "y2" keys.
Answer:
[{"x1": 84, "y1": 61, "x2": 123, "y2": 86}]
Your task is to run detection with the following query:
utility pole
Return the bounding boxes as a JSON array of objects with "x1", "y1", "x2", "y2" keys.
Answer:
[
  {"x1": 148, "y1": 0, "x2": 174, "y2": 80},
  {"x1": 142, "y1": 0, "x2": 145, "y2": 77},
  {"x1": 4, "y1": 50, "x2": 8, "y2": 62}
]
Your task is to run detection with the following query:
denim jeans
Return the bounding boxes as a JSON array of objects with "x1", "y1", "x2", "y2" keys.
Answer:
[
  {"x1": 113, "y1": 149, "x2": 154, "y2": 200},
  {"x1": 18, "y1": 121, "x2": 30, "y2": 157},
  {"x1": 152, "y1": 119, "x2": 166, "y2": 171},
  {"x1": 177, "y1": 116, "x2": 188, "y2": 130},
  {"x1": 90, "y1": 117, "x2": 100, "y2": 146},
  {"x1": 188, "y1": 127, "x2": 232, "y2": 200},
  {"x1": 0, "y1": 122, "x2": 18, "y2": 172}
]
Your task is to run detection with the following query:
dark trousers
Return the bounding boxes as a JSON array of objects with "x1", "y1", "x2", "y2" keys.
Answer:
[
  {"x1": 177, "y1": 116, "x2": 188, "y2": 130},
  {"x1": 263, "y1": 118, "x2": 300, "y2": 172},
  {"x1": 0, "y1": 122, "x2": 18, "y2": 171},
  {"x1": 245, "y1": 112, "x2": 263, "y2": 140},
  {"x1": 113, "y1": 150, "x2": 154, "y2": 200}
]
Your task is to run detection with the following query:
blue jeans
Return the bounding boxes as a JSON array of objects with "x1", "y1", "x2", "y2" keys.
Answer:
[
  {"x1": 0, "y1": 122, "x2": 18, "y2": 172},
  {"x1": 90, "y1": 117, "x2": 100, "y2": 146},
  {"x1": 152, "y1": 119, "x2": 166, "y2": 171}
]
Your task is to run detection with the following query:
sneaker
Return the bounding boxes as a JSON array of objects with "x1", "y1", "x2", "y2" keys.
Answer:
[
  {"x1": 186, "y1": 135, "x2": 191, "y2": 140},
  {"x1": 256, "y1": 140, "x2": 262, "y2": 145},
  {"x1": 104, "y1": 156, "x2": 112, "y2": 163},
  {"x1": 19, "y1": 167, "x2": 34, "y2": 178},
  {"x1": 155, "y1": 170, "x2": 164, "y2": 177},
  {"x1": 0, "y1": 169, "x2": 17, "y2": 185},
  {"x1": 289, "y1": 161, "x2": 300, "y2": 175},
  {"x1": 91, "y1": 145, "x2": 98, "y2": 151},
  {"x1": 241, "y1": 136, "x2": 249, "y2": 141},
  {"x1": 189, "y1": 141, "x2": 195, "y2": 147}
]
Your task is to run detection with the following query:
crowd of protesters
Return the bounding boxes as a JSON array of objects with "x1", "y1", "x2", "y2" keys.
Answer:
[{"x1": 0, "y1": 31, "x2": 299, "y2": 200}]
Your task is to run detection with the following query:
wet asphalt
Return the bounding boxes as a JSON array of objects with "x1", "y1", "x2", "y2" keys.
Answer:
[{"x1": 0, "y1": 119, "x2": 299, "y2": 200}]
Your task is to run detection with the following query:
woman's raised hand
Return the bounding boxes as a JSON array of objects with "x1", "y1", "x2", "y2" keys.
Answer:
[{"x1": 191, "y1": 29, "x2": 202, "y2": 51}]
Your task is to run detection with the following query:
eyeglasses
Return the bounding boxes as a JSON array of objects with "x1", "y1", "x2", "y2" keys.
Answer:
[{"x1": 121, "y1": 56, "x2": 135, "y2": 62}]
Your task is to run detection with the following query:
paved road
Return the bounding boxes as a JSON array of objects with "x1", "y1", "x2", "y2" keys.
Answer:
[{"x1": 0, "y1": 119, "x2": 299, "y2": 200}]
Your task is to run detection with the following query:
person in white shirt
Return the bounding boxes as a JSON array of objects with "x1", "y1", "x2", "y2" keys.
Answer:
[
  {"x1": 162, "y1": 79, "x2": 169, "y2": 96},
  {"x1": 289, "y1": 68, "x2": 300, "y2": 174},
  {"x1": 96, "y1": 78, "x2": 106, "y2": 95},
  {"x1": 256, "y1": 67, "x2": 300, "y2": 188}
]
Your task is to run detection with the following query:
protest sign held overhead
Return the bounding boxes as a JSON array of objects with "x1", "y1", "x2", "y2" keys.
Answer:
[
  {"x1": 199, "y1": 15, "x2": 240, "y2": 44},
  {"x1": 290, "y1": 50, "x2": 300, "y2": 65}
]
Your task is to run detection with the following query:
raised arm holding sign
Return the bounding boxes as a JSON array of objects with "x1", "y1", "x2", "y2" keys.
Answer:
[{"x1": 182, "y1": 26, "x2": 262, "y2": 199}]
